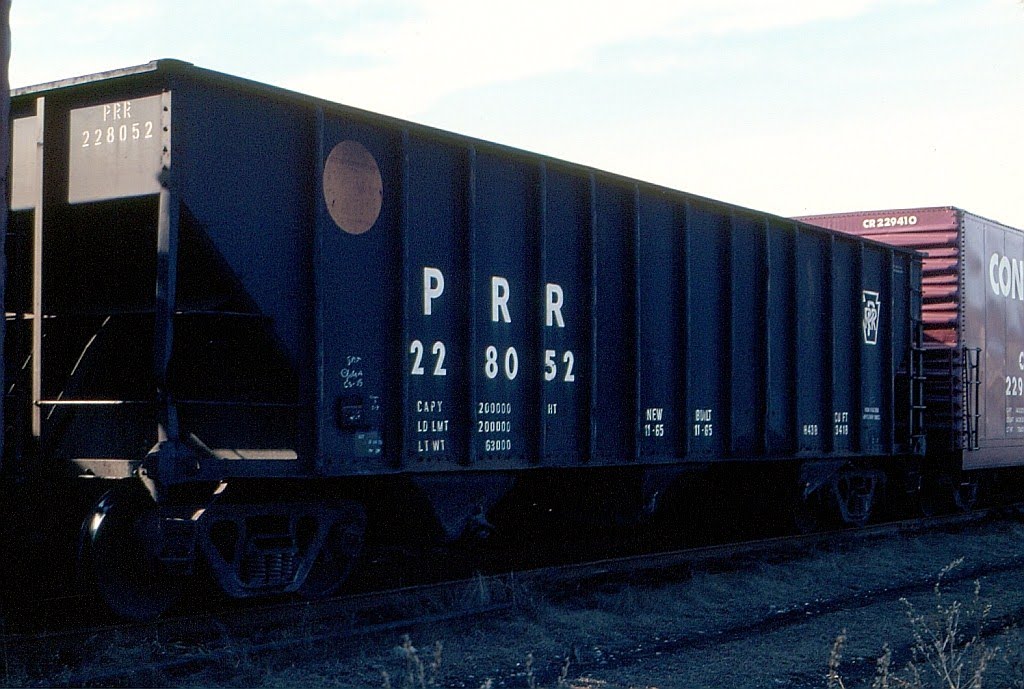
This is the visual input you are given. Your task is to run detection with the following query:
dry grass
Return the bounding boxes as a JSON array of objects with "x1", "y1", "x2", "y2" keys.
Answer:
[
  {"x1": 380, "y1": 635, "x2": 444, "y2": 688},
  {"x1": 379, "y1": 633, "x2": 579, "y2": 689}
]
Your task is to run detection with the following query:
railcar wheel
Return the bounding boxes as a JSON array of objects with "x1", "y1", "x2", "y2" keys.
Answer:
[
  {"x1": 297, "y1": 504, "x2": 366, "y2": 599},
  {"x1": 920, "y1": 476, "x2": 980, "y2": 516},
  {"x1": 831, "y1": 472, "x2": 878, "y2": 528},
  {"x1": 793, "y1": 494, "x2": 824, "y2": 534},
  {"x1": 919, "y1": 475, "x2": 948, "y2": 517},
  {"x1": 82, "y1": 489, "x2": 185, "y2": 620},
  {"x1": 953, "y1": 480, "x2": 980, "y2": 512}
]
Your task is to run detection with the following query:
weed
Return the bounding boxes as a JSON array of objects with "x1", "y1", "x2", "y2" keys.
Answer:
[
  {"x1": 385, "y1": 635, "x2": 445, "y2": 688},
  {"x1": 400, "y1": 634, "x2": 425, "y2": 687},
  {"x1": 557, "y1": 654, "x2": 571, "y2": 687},
  {"x1": 872, "y1": 644, "x2": 893, "y2": 689},
  {"x1": 827, "y1": 559, "x2": 998, "y2": 689},
  {"x1": 898, "y1": 559, "x2": 995, "y2": 689},
  {"x1": 473, "y1": 572, "x2": 492, "y2": 606},
  {"x1": 429, "y1": 640, "x2": 443, "y2": 686},
  {"x1": 827, "y1": 629, "x2": 848, "y2": 689}
]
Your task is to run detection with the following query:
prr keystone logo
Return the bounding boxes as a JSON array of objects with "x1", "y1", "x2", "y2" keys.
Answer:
[{"x1": 862, "y1": 291, "x2": 880, "y2": 345}]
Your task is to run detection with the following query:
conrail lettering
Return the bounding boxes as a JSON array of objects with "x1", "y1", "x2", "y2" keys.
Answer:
[{"x1": 989, "y1": 252, "x2": 1024, "y2": 300}]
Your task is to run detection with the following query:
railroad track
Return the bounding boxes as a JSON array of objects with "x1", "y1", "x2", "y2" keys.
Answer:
[
  {"x1": 9, "y1": 504, "x2": 1024, "y2": 687},
  {"x1": 528, "y1": 541, "x2": 1024, "y2": 687}
]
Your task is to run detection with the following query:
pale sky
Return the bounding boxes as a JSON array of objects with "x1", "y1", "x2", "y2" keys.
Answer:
[{"x1": 11, "y1": 1, "x2": 1024, "y2": 227}]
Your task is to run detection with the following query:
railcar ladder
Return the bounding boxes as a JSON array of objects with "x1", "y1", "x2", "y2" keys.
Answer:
[
  {"x1": 908, "y1": 279, "x2": 927, "y2": 455},
  {"x1": 963, "y1": 347, "x2": 981, "y2": 451},
  {"x1": 909, "y1": 343, "x2": 927, "y2": 454}
]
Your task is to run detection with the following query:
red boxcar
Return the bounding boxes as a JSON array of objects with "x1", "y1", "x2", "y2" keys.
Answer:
[{"x1": 799, "y1": 207, "x2": 1024, "y2": 471}]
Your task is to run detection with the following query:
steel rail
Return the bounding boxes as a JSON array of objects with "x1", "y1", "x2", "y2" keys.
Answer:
[{"x1": 10, "y1": 502, "x2": 1023, "y2": 687}]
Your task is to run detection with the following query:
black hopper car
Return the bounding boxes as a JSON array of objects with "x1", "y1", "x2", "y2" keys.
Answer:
[{"x1": 3, "y1": 61, "x2": 1014, "y2": 617}]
